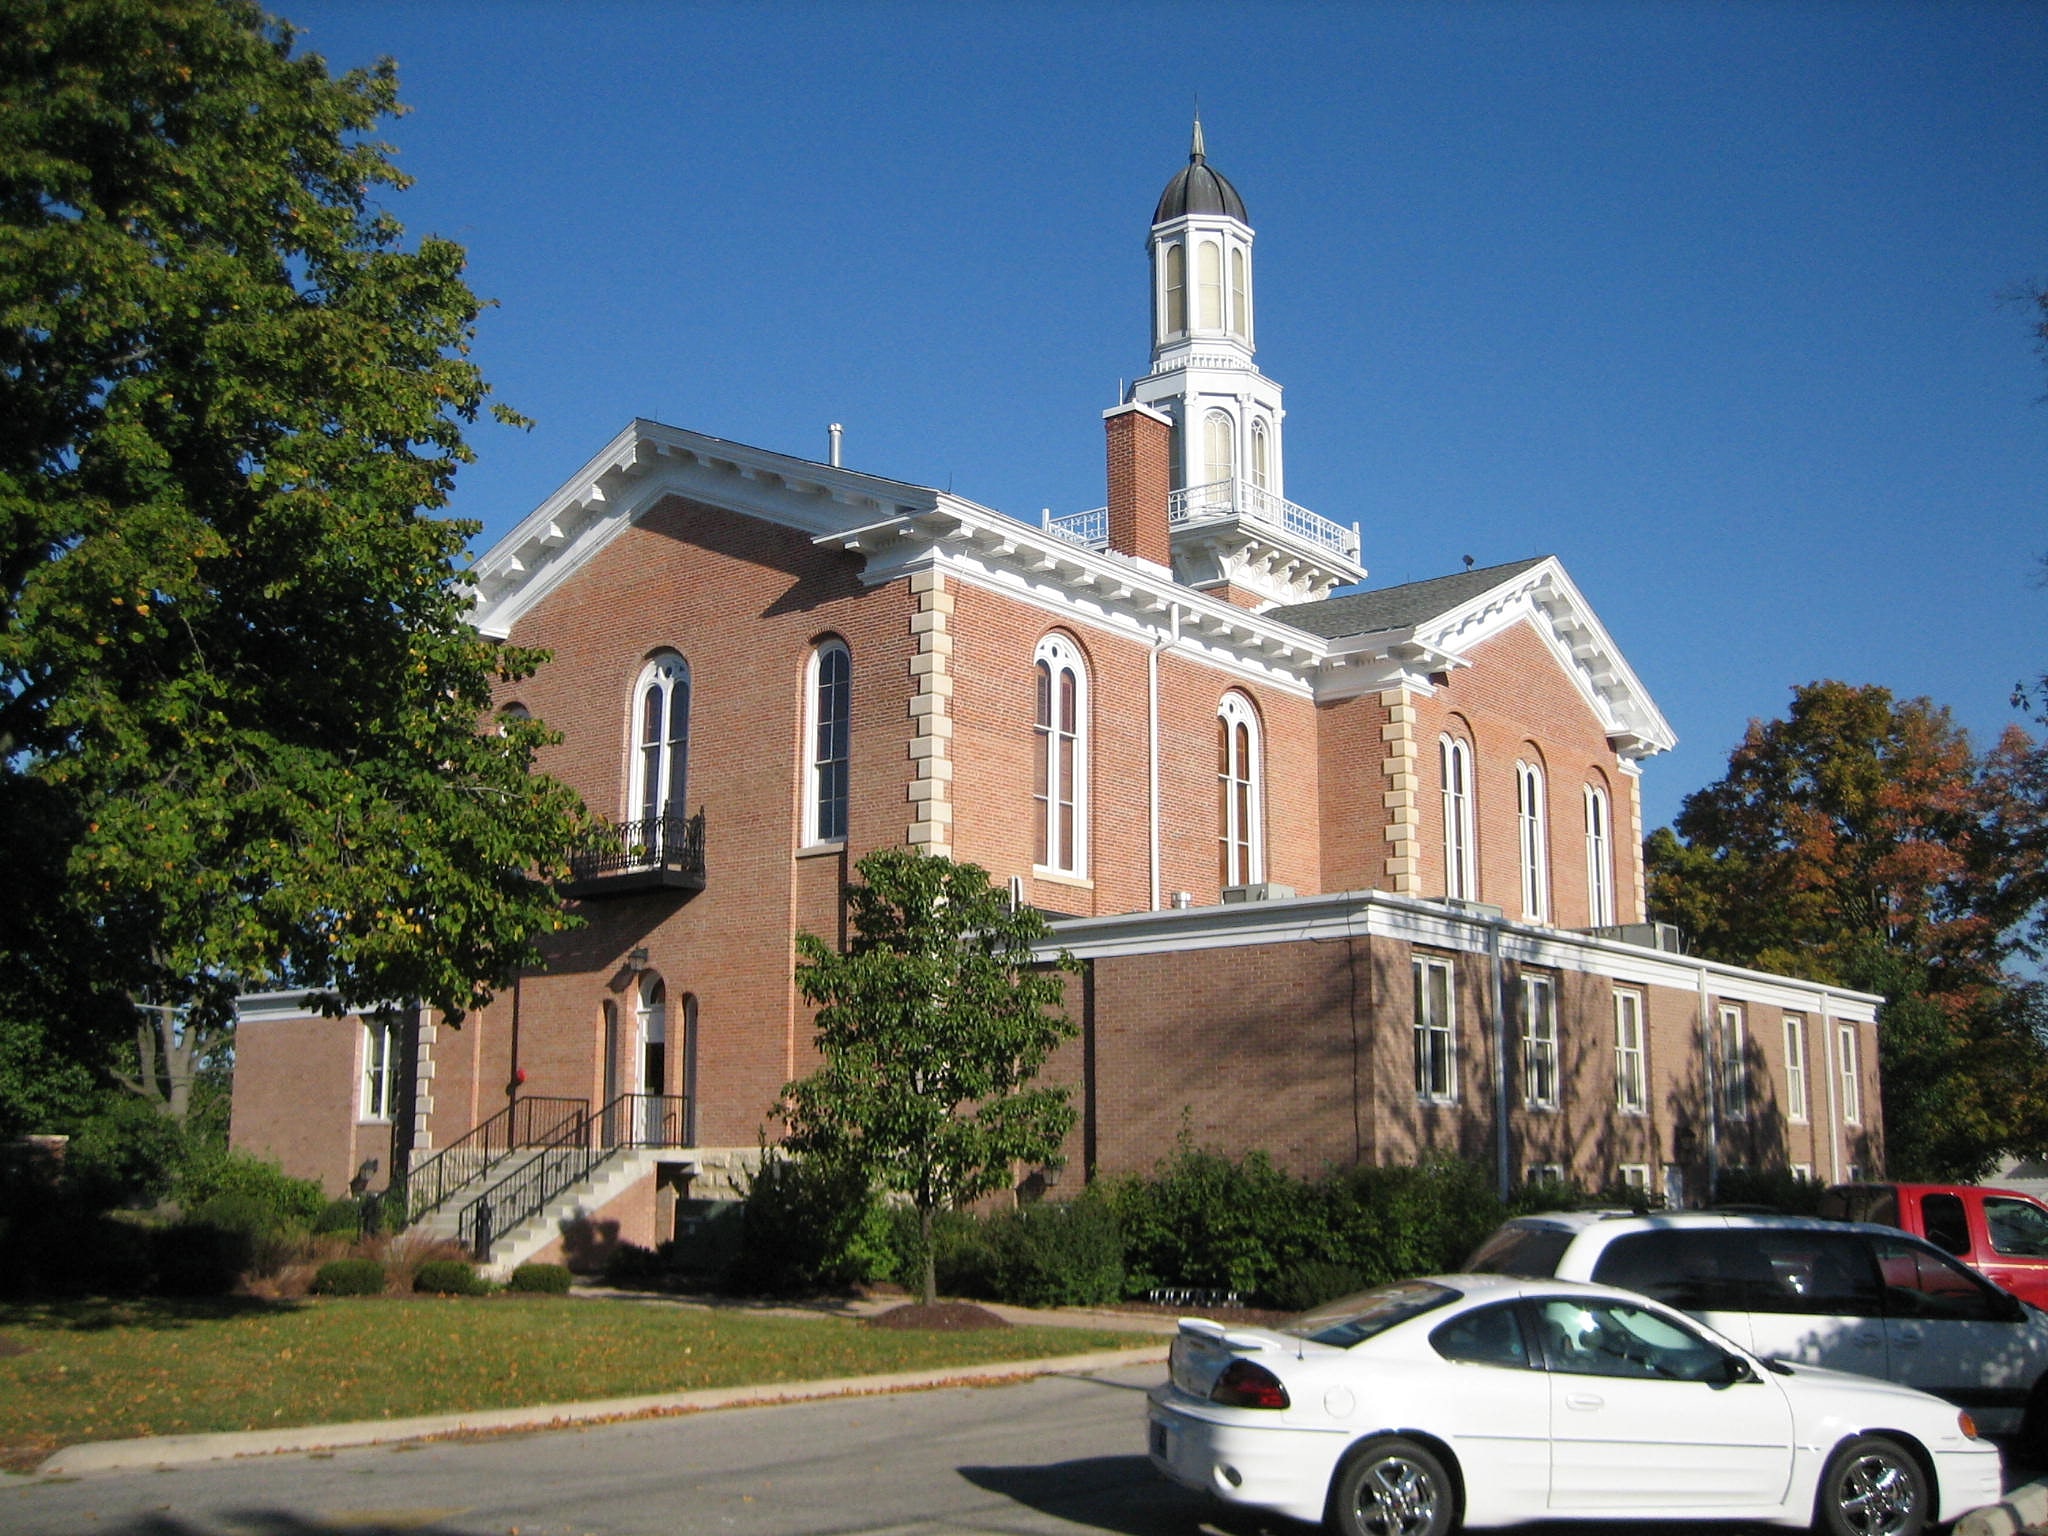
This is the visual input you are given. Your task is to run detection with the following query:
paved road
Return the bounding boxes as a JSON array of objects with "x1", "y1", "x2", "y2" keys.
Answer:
[{"x1": 4, "y1": 1360, "x2": 2040, "y2": 1536}]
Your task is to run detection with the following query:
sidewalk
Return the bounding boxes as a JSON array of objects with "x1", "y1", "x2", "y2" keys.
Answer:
[{"x1": 34, "y1": 1291, "x2": 1177, "y2": 1477}]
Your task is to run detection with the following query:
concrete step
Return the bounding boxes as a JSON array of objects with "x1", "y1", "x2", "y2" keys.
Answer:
[{"x1": 482, "y1": 1148, "x2": 670, "y2": 1275}]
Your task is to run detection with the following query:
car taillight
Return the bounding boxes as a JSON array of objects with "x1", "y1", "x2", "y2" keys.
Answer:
[{"x1": 1210, "y1": 1359, "x2": 1291, "y2": 1410}]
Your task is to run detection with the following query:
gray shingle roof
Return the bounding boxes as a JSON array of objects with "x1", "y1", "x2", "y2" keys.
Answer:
[{"x1": 1267, "y1": 556, "x2": 1551, "y2": 640}]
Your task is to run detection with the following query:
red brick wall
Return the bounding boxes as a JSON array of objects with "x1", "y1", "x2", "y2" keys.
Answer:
[
  {"x1": 1104, "y1": 406, "x2": 1171, "y2": 567},
  {"x1": 232, "y1": 1013, "x2": 394, "y2": 1196}
]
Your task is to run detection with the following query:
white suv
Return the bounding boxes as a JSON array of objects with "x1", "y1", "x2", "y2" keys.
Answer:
[{"x1": 1468, "y1": 1209, "x2": 2048, "y2": 1443}]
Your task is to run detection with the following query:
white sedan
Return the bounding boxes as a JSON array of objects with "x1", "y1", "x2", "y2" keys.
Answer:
[{"x1": 1146, "y1": 1274, "x2": 2001, "y2": 1536}]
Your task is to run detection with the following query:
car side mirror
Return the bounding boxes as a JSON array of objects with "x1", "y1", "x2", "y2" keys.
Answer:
[{"x1": 1720, "y1": 1354, "x2": 1757, "y2": 1386}]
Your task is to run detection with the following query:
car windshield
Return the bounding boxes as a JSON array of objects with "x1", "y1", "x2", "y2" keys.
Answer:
[
  {"x1": 1465, "y1": 1223, "x2": 1574, "y2": 1277},
  {"x1": 1283, "y1": 1280, "x2": 1460, "y2": 1348}
]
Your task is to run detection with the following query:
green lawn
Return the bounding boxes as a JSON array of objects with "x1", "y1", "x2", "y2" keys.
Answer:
[{"x1": 0, "y1": 1295, "x2": 1148, "y2": 1473}]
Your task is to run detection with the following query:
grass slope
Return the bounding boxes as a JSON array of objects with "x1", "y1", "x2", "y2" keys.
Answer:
[{"x1": 0, "y1": 1295, "x2": 1146, "y2": 1473}]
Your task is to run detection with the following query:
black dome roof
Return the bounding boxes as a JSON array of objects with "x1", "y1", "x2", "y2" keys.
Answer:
[{"x1": 1153, "y1": 120, "x2": 1247, "y2": 225}]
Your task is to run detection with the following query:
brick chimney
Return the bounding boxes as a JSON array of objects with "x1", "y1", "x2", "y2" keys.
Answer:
[{"x1": 1103, "y1": 401, "x2": 1173, "y2": 569}]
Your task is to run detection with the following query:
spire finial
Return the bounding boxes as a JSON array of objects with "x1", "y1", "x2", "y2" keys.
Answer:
[{"x1": 1191, "y1": 109, "x2": 1205, "y2": 163}]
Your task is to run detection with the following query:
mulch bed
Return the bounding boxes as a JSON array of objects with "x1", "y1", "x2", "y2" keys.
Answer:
[{"x1": 864, "y1": 1302, "x2": 1010, "y2": 1331}]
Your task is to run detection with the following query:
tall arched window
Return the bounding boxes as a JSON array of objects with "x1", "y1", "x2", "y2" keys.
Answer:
[
  {"x1": 631, "y1": 652, "x2": 689, "y2": 832},
  {"x1": 1197, "y1": 240, "x2": 1222, "y2": 329},
  {"x1": 1516, "y1": 758, "x2": 1549, "y2": 922},
  {"x1": 1249, "y1": 419, "x2": 1270, "y2": 491},
  {"x1": 1163, "y1": 243, "x2": 1186, "y2": 336},
  {"x1": 1440, "y1": 735, "x2": 1475, "y2": 900},
  {"x1": 1584, "y1": 782, "x2": 1615, "y2": 927},
  {"x1": 805, "y1": 640, "x2": 850, "y2": 844},
  {"x1": 1203, "y1": 409, "x2": 1235, "y2": 488},
  {"x1": 1033, "y1": 635, "x2": 1086, "y2": 874},
  {"x1": 635, "y1": 974, "x2": 667, "y2": 1141},
  {"x1": 1229, "y1": 247, "x2": 1249, "y2": 338},
  {"x1": 1217, "y1": 692, "x2": 1264, "y2": 887}
]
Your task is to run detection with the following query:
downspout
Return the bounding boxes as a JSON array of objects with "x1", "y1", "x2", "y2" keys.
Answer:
[
  {"x1": 1148, "y1": 612, "x2": 1172, "y2": 911},
  {"x1": 1489, "y1": 918, "x2": 1510, "y2": 1199},
  {"x1": 1820, "y1": 990, "x2": 1842, "y2": 1185},
  {"x1": 1698, "y1": 963, "x2": 1718, "y2": 1206}
]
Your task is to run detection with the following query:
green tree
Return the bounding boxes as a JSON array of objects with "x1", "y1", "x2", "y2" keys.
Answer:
[
  {"x1": 0, "y1": 0, "x2": 585, "y2": 1132},
  {"x1": 1647, "y1": 680, "x2": 2048, "y2": 1179},
  {"x1": 783, "y1": 850, "x2": 1080, "y2": 1306}
]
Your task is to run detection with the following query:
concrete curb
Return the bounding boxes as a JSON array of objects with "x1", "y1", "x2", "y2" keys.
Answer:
[
  {"x1": 34, "y1": 1345, "x2": 1166, "y2": 1477},
  {"x1": 1956, "y1": 1479, "x2": 2048, "y2": 1536}
]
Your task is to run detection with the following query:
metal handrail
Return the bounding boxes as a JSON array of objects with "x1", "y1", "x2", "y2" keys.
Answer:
[
  {"x1": 568, "y1": 810, "x2": 706, "y2": 883},
  {"x1": 393, "y1": 1095, "x2": 586, "y2": 1227},
  {"x1": 456, "y1": 1092, "x2": 691, "y2": 1261}
]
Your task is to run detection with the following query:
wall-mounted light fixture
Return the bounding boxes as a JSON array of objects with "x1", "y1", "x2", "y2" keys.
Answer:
[{"x1": 627, "y1": 947, "x2": 650, "y2": 972}]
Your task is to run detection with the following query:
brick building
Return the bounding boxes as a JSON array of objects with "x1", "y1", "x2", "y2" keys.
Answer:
[{"x1": 231, "y1": 129, "x2": 1882, "y2": 1264}]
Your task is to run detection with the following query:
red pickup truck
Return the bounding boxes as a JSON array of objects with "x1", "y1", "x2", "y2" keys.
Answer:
[{"x1": 1820, "y1": 1181, "x2": 2048, "y2": 1308}]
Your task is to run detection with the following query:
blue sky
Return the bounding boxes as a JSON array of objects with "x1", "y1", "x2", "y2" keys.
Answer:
[{"x1": 284, "y1": 1, "x2": 2047, "y2": 834}]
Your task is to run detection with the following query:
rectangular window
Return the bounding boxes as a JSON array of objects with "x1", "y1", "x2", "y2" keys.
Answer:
[
  {"x1": 1613, "y1": 990, "x2": 1646, "y2": 1114},
  {"x1": 1619, "y1": 1163, "x2": 1651, "y2": 1192},
  {"x1": 1520, "y1": 974, "x2": 1558, "y2": 1109},
  {"x1": 1792, "y1": 1163, "x2": 1814, "y2": 1183},
  {"x1": 1413, "y1": 957, "x2": 1456, "y2": 1103},
  {"x1": 1717, "y1": 1003, "x2": 1748, "y2": 1121},
  {"x1": 361, "y1": 1018, "x2": 395, "y2": 1122},
  {"x1": 1839, "y1": 1023, "x2": 1862, "y2": 1124},
  {"x1": 1526, "y1": 1163, "x2": 1565, "y2": 1187},
  {"x1": 1783, "y1": 1015, "x2": 1809, "y2": 1123}
]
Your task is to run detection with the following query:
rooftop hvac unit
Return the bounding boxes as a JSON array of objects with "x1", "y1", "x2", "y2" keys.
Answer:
[
  {"x1": 1591, "y1": 921, "x2": 1684, "y2": 953},
  {"x1": 1221, "y1": 882, "x2": 1296, "y2": 904}
]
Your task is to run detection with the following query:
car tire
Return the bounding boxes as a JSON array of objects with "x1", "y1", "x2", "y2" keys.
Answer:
[
  {"x1": 1813, "y1": 1434, "x2": 1928, "y2": 1536},
  {"x1": 1327, "y1": 1435, "x2": 1457, "y2": 1536}
]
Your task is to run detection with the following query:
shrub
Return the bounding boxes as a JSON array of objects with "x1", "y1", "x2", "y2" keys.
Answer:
[
  {"x1": 1109, "y1": 1142, "x2": 1331, "y2": 1301},
  {"x1": 313, "y1": 1197, "x2": 367, "y2": 1236},
  {"x1": 1713, "y1": 1167, "x2": 1825, "y2": 1215},
  {"x1": 412, "y1": 1258, "x2": 488, "y2": 1296},
  {"x1": 983, "y1": 1196, "x2": 1124, "y2": 1307},
  {"x1": 1265, "y1": 1259, "x2": 1368, "y2": 1313},
  {"x1": 726, "y1": 1154, "x2": 883, "y2": 1295},
  {"x1": 508, "y1": 1262, "x2": 573, "y2": 1294},
  {"x1": 176, "y1": 1148, "x2": 326, "y2": 1232},
  {"x1": 1329, "y1": 1156, "x2": 1512, "y2": 1282},
  {"x1": 63, "y1": 1097, "x2": 191, "y2": 1210},
  {"x1": 152, "y1": 1219, "x2": 254, "y2": 1295},
  {"x1": 311, "y1": 1257, "x2": 387, "y2": 1296}
]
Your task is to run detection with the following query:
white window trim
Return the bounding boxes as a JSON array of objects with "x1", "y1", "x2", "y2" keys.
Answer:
[
  {"x1": 629, "y1": 652, "x2": 690, "y2": 827},
  {"x1": 1784, "y1": 1015, "x2": 1810, "y2": 1124},
  {"x1": 1218, "y1": 691, "x2": 1264, "y2": 887},
  {"x1": 1839, "y1": 1023, "x2": 1862, "y2": 1124},
  {"x1": 1520, "y1": 974, "x2": 1559, "y2": 1110},
  {"x1": 360, "y1": 1017, "x2": 395, "y2": 1123},
  {"x1": 1526, "y1": 1163, "x2": 1566, "y2": 1186},
  {"x1": 1441, "y1": 736, "x2": 1476, "y2": 900},
  {"x1": 1584, "y1": 783, "x2": 1614, "y2": 927},
  {"x1": 1033, "y1": 634, "x2": 1088, "y2": 876},
  {"x1": 1614, "y1": 989, "x2": 1646, "y2": 1115},
  {"x1": 1516, "y1": 758, "x2": 1549, "y2": 922},
  {"x1": 802, "y1": 639, "x2": 851, "y2": 848},
  {"x1": 1414, "y1": 956, "x2": 1457, "y2": 1104},
  {"x1": 1719, "y1": 1004, "x2": 1748, "y2": 1121},
  {"x1": 1619, "y1": 1163, "x2": 1651, "y2": 1191},
  {"x1": 1203, "y1": 407, "x2": 1236, "y2": 486}
]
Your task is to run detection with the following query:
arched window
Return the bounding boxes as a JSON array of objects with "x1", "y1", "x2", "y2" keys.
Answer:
[
  {"x1": 1584, "y1": 782, "x2": 1615, "y2": 927},
  {"x1": 1203, "y1": 409, "x2": 1235, "y2": 488},
  {"x1": 1217, "y1": 692, "x2": 1264, "y2": 887},
  {"x1": 1440, "y1": 736, "x2": 1475, "y2": 900},
  {"x1": 1197, "y1": 240, "x2": 1222, "y2": 329},
  {"x1": 631, "y1": 652, "x2": 689, "y2": 832},
  {"x1": 635, "y1": 974, "x2": 667, "y2": 1142},
  {"x1": 1163, "y1": 242, "x2": 1186, "y2": 336},
  {"x1": 1249, "y1": 419, "x2": 1270, "y2": 492},
  {"x1": 496, "y1": 702, "x2": 530, "y2": 736},
  {"x1": 805, "y1": 640, "x2": 850, "y2": 844},
  {"x1": 1229, "y1": 247, "x2": 1249, "y2": 338},
  {"x1": 1033, "y1": 634, "x2": 1086, "y2": 874},
  {"x1": 1516, "y1": 758, "x2": 1549, "y2": 922}
]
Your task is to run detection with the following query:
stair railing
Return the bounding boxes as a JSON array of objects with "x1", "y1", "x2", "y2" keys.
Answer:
[
  {"x1": 456, "y1": 1092, "x2": 690, "y2": 1261},
  {"x1": 393, "y1": 1095, "x2": 586, "y2": 1228}
]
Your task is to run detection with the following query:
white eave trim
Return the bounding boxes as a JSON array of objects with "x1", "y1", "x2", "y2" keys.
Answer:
[{"x1": 1040, "y1": 889, "x2": 1880, "y2": 1020}]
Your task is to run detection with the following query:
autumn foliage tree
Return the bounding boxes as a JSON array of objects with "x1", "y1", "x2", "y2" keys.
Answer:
[
  {"x1": 0, "y1": 0, "x2": 585, "y2": 1133},
  {"x1": 1649, "y1": 681, "x2": 2048, "y2": 1179}
]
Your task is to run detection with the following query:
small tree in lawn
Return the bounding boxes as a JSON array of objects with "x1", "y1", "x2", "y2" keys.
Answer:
[{"x1": 784, "y1": 850, "x2": 1079, "y2": 1306}]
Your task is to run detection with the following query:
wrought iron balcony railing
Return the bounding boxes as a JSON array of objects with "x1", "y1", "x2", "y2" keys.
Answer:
[{"x1": 563, "y1": 809, "x2": 706, "y2": 898}]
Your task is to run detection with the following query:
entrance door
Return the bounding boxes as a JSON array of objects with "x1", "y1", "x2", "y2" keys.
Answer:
[{"x1": 637, "y1": 977, "x2": 666, "y2": 1144}]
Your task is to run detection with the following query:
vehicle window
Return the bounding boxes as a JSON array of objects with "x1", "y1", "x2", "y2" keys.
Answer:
[
  {"x1": 1872, "y1": 1235, "x2": 2009, "y2": 1321},
  {"x1": 1749, "y1": 1230, "x2": 1885, "y2": 1317},
  {"x1": 1533, "y1": 1298, "x2": 1728, "y2": 1381},
  {"x1": 1431, "y1": 1302, "x2": 1533, "y2": 1369},
  {"x1": 1923, "y1": 1193, "x2": 1971, "y2": 1256},
  {"x1": 1464, "y1": 1224, "x2": 1574, "y2": 1278},
  {"x1": 1284, "y1": 1280, "x2": 1460, "y2": 1348},
  {"x1": 1986, "y1": 1197, "x2": 2048, "y2": 1258},
  {"x1": 1593, "y1": 1230, "x2": 1793, "y2": 1312}
]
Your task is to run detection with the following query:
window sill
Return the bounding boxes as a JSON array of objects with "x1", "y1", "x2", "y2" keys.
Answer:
[
  {"x1": 796, "y1": 840, "x2": 847, "y2": 860},
  {"x1": 1416, "y1": 1096, "x2": 1458, "y2": 1109},
  {"x1": 1031, "y1": 867, "x2": 1094, "y2": 890}
]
